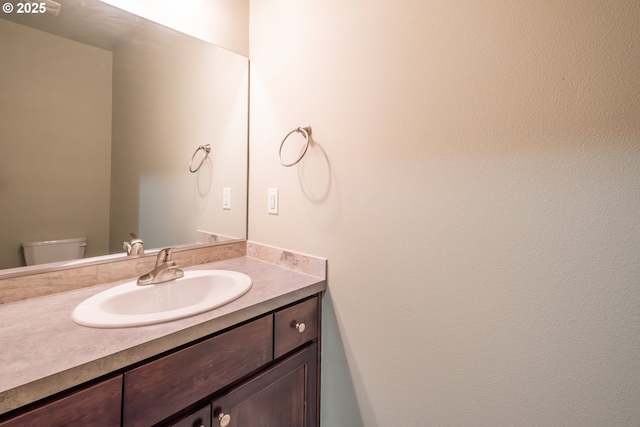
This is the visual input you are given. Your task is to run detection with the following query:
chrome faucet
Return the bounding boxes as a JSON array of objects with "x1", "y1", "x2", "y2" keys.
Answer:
[
  {"x1": 123, "y1": 232, "x2": 144, "y2": 256},
  {"x1": 137, "y1": 248, "x2": 184, "y2": 286}
]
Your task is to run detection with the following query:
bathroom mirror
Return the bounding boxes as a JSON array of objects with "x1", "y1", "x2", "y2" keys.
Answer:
[{"x1": 0, "y1": 0, "x2": 248, "y2": 270}]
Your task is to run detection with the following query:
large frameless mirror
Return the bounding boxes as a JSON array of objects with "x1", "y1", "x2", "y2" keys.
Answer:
[{"x1": 0, "y1": 0, "x2": 249, "y2": 271}]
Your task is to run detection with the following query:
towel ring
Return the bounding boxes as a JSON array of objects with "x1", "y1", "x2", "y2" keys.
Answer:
[
  {"x1": 189, "y1": 144, "x2": 211, "y2": 173},
  {"x1": 279, "y1": 126, "x2": 312, "y2": 167}
]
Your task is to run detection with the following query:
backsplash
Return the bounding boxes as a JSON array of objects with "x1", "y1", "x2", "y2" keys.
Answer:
[
  {"x1": 247, "y1": 241, "x2": 326, "y2": 280},
  {"x1": 0, "y1": 240, "x2": 326, "y2": 305},
  {"x1": 196, "y1": 230, "x2": 240, "y2": 244},
  {"x1": 0, "y1": 241, "x2": 246, "y2": 305}
]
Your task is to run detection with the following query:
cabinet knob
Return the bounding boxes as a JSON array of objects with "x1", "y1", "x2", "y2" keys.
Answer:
[
  {"x1": 295, "y1": 322, "x2": 306, "y2": 333},
  {"x1": 218, "y1": 413, "x2": 231, "y2": 427}
]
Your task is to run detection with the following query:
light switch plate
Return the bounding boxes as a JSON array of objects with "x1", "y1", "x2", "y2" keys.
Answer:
[
  {"x1": 223, "y1": 188, "x2": 231, "y2": 210},
  {"x1": 268, "y1": 188, "x2": 279, "y2": 214}
]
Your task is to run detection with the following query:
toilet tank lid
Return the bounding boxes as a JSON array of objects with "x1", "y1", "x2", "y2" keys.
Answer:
[{"x1": 22, "y1": 237, "x2": 87, "y2": 247}]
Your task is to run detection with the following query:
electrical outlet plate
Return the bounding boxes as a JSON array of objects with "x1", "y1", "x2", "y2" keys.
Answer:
[{"x1": 268, "y1": 188, "x2": 279, "y2": 214}]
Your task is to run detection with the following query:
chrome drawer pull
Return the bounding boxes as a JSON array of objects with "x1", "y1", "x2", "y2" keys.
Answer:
[{"x1": 218, "y1": 412, "x2": 231, "y2": 427}]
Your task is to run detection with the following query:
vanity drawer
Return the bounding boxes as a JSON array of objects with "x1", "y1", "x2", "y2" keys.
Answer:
[
  {"x1": 0, "y1": 375, "x2": 122, "y2": 427},
  {"x1": 123, "y1": 315, "x2": 273, "y2": 427},
  {"x1": 274, "y1": 296, "x2": 318, "y2": 359}
]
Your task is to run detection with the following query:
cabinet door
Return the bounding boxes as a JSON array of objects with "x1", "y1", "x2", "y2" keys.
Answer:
[
  {"x1": 211, "y1": 343, "x2": 318, "y2": 427},
  {"x1": 0, "y1": 375, "x2": 122, "y2": 427}
]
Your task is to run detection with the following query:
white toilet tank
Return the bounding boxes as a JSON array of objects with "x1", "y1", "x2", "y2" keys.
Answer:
[{"x1": 22, "y1": 237, "x2": 88, "y2": 266}]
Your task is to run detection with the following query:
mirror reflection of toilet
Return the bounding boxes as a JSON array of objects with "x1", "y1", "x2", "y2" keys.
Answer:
[{"x1": 21, "y1": 237, "x2": 87, "y2": 266}]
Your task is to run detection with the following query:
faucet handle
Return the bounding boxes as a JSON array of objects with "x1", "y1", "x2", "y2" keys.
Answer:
[
  {"x1": 155, "y1": 247, "x2": 175, "y2": 266},
  {"x1": 124, "y1": 232, "x2": 144, "y2": 256}
]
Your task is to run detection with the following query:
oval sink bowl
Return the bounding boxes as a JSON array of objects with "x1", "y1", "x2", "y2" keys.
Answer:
[{"x1": 72, "y1": 270, "x2": 252, "y2": 328}]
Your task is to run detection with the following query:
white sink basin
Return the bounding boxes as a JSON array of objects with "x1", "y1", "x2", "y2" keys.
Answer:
[{"x1": 72, "y1": 270, "x2": 252, "y2": 328}]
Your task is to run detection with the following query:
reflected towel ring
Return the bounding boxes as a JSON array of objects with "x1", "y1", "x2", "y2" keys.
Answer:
[
  {"x1": 189, "y1": 144, "x2": 211, "y2": 173},
  {"x1": 279, "y1": 126, "x2": 312, "y2": 167}
]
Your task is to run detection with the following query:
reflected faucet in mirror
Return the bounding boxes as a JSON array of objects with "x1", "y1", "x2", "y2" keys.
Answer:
[
  {"x1": 137, "y1": 248, "x2": 184, "y2": 286},
  {"x1": 123, "y1": 232, "x2": 144, "y2": 256}
]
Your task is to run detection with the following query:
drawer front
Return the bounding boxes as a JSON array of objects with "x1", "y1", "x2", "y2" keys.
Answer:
[
  {"x1": 123, "y1": 315, "x2": 273, "y2": 427},
  {"x1": 274, "y1": 296, "x2": 318, "y2": 359},
  {"x1": 0, "y1": 375, "x2": 122, "y2": 427}
]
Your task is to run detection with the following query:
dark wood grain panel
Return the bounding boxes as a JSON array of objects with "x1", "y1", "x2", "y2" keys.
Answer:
[
  {"x1": 274, "y1": 297, "x2": 318, "y2": 359},
  {"x1": 123, "y1": 316, "x2": 273, "y2": 427},
  {"x1": 211, "y1": 343, "x2": 318, "y2": 427},
  {"x1": 0, "y1": 375, "x2": 122, "y2": 427},
  {"x1": 168, "y1": 404, "x2": 211, "y2": 427}
]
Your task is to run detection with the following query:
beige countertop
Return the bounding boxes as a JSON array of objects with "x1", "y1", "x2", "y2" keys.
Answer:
[{"x1": 0, "y1": 256, "x2": 326, "y2": 416}]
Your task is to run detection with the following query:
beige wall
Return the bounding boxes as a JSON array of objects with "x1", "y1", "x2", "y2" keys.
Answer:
[
  {"x1": 110, "y1": 28, "x2": 248, "y2": 252},
  {"x1": 248, "y1": 1, "x2": 640, "y2": 426},
  {"x1": 0, "y1": 20, "x2": 112, "y2": 268}
]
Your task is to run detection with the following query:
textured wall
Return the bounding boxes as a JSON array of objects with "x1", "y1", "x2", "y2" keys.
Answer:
[{"x1": 248, "y1": 1, "x2": 640, "y2": 425}]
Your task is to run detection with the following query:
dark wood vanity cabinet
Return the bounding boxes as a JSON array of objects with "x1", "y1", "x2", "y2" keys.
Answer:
[
  {"x1": 124, "y1": 316, "x2": 274, "y2": 427},
  {"x1": 0, "y1": 294, "x2": 321, "y2": 427},
  {"x1": 138, "y1": 294, "x2": 320, "y2": 427},
  {"x1": 211, "y1": 343, "x2": 317, "y2": 427},
  {"x1": 0, "y1": 375, "x2": 122, "y2": 427},
  {"x1": 167, "y1": 405, "x2": 211, "y2": 427}
]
